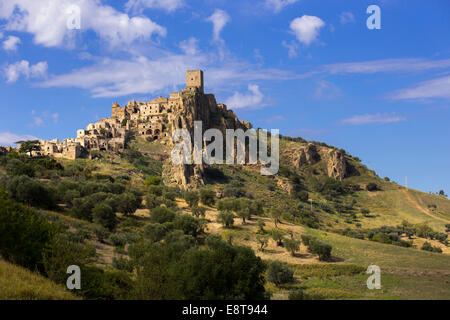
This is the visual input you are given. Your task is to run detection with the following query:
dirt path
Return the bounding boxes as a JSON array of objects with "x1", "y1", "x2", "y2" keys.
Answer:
[{"x1": 400, "y1": 189, "x2": 450, "y2": 223}]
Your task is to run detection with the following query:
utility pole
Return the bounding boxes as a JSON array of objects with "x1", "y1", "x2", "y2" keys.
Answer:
[{"x1": 405, "y1": 176, "x2": 408, "y2": 188}]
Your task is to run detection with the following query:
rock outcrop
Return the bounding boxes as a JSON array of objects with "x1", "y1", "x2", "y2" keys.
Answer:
[{"x1": 326, "y1": 150, "x2": 347, "y2": 181}]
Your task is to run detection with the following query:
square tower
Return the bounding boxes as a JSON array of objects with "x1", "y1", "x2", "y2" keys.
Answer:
[{"x1": 186, "y1": 70, "x2": 204, "y2": 93}]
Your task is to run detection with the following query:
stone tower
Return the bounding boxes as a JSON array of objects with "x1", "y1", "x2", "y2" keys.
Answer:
[{"x1": 186, "y1": 70, "x2": 204, "y2": 94}]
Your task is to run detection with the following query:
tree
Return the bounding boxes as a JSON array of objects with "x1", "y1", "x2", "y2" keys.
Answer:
[
  {"x1": 200, "y1": 189, "x2": 216, "y2": 206},
  {"x1": 236, "y1": 206, "x2": 251, "y2": 224},
  {"x1": 256, "y1": 235, "x2": 269, "y2": 252},
  {"x1": 270, "y1": 228, "x2": 285, "y2": 246},
  {"x1": 116, "y1": 192, "x2": 140, "y2": 215},
  {"x1": 184, "y1": 191, "x2": 199, "y2": 208},
  {"x1": 149, "y1": 207, "x2": 176, "y2": 224},
  {"x1": 17, "y1": 140, "x2": 40, "y2": 157},
  {"x1": 284, "y1": 238, "x2": 300, "y2": 256},
  {"x1": 92, "y1": 224, "x2": 109, "y2": 243},
  {"x1": 257, "y1": 218, "x2": 266, "y2": 232},
  {"x1": 309, "y1": 240, "x2": 332, "y2": 261},
  {"x1": 217, "y1": 210, "x2": 234, "y2": 228},
  {"x1": 191, "y1": 205, "x2": 206, "y2": 218},
  {"x1": 92, "y1": 203, "x2": 117, "y2": 231},
  {"x1": 270, "y1": 207, "x2": 282, "y2": 228},
  {"x1": 266, "y1": 261, "x2": 294, "y2": 286}
]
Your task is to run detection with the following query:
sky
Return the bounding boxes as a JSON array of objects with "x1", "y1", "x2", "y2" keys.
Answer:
[{"x1": 0, "y1": 0, "x2": 449, "y2": 194}]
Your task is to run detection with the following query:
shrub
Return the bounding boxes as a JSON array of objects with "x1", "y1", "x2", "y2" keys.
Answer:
[
  {"x1": 298, "y1": 191, "x2": 309, "y2": 202},
  {"x1": 0, "y1": 195, "x2": 56, "y2": 270},
  {"x1": 146, "y1": 193, "x2": 162, "y2": 210},
  {"x1": 92, "y1": 203, "x2": 117, "y2": 231},
  {"x1": 149, "y1": 207, "x2": 176, "y2": 224},
  {"x1": 284, "y1": 238, "x2": 300, "y2": 256},
  {"x1": 301, "y1": 234, "x2": 312, "y2": 246},
  {"x1": 256, "y1": 235, "x2": 269, "y2": 251},
  {"x1": 200, "y1": 189, "x2": 216, "y2": 206},
  {"x1": 92, "y1": 224, "x2": 109, "y2": 243},
  {"x1": 366, "y1": 183, "x2": 378, "y2": 191},
  {"x1": 144, "y1": 176, "x2": 161, "y2": 187},
  {"x1": 174, "y1": 214, "x2": 203, "y2": 237},
  {"x1": 309, "y1": 240, "x2": 332, "y2": 261},
  {"x1": 184, "y1": 191, "x2": 199, "y2": 207},
  {"x1": 144, "y1": 223, "x2": 167, "y2": 243},
  {"x1": 109, "y1": 233, "x2": 127, "y2": 247},
  {"x1": 267, "y1": 261, "x2": 294, "y2": 286},
  {"x1": 112, "y1": 257, "x2": 134, "y2": 272},
  {"x1": 116, "y1": 192, "x2": 140, "y2": 215},
  {"x1": 271, "y1": 229, "x2": 285, "y2": 246},
  {"x1": 217, "y1": 210, "x2": 234, "y2": 228},
  {"x1": 288, "y1": 289, "x2": 305, "y2": 300},
  {"x1": 191, "y1": 205, "x2": 206, "y2": 218}
]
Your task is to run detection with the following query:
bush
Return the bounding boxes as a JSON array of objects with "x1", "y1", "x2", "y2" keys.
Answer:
[
  {"x1": 267, "y1": 261, "x2": 294, "y2": 286},
  {"x1": 184, "y1": 191, "x2": 199, "y2": 207},
  {"x1": 146, "y1": 193, "x2": 162, "y2": 210},
  {"x1": 297, "y1": 191, "x2": 309, "y2": 202},
  {"x1": 191, "y1": 205, "x2": 206, "y2": 218},
  {"x1": 217, "y1": 210, "x2": 234, "y2": 228},
  {"x1": 92, "y1": 203, "x2": 117, "y2": 231},
  {"x1": 92, "y1": 224, "x2": 109, "y2": 242},
  {"x1": 144, "y1": 176, "x2": 161, "y2": 187},
  {"x1": 0, "y1": 195, "x2": 56, "y2": 270},
  {"x1": 116, "y1": 192, "x2": 140, "y2": 215},
  {"x1": 144, "y1": 223, "x2": 167, "y2": 243},
  {"x1": 174, "y1": 214, "x2": 204, "y2": 237},
  {"x1": 309, "y1": 240, "x2": 332, "y2": 261},
  {"x1": 284, "y1": 238, "x2": 300, "y2": 256},
  {"x1": 149, "y1": 207, "x2": 176, "y2": 224},
  {"x1": 200, "y1": 189, "x2": 216, "y2": 206},
  {"x1": 109, "y1": 233, "x2": 127, "y2": 247},
  {"x1": 288, "y1": 288, "x2": 305, "y2": 300},
  {"x1": 300, "y1": 234, "x2": 313, "y2": 246},
  {"x1": 366, "y1": 183, "x2": 378, "y2": 191},
  {"x1": 112, "y1": 257, "x2": 134, "y2": 272}
]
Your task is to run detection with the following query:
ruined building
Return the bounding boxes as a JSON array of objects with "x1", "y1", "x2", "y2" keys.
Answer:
[{"x1": 31, "y1": 70, "x2": 249, "y2": 168}]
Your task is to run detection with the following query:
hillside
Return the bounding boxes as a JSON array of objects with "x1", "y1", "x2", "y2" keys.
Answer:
[
  {"x1": 0, "y1": 258, "x2": 78, "y2": 300},
  {"x1": 1, "y1": 72, "x2": 449, "y2": 300}
]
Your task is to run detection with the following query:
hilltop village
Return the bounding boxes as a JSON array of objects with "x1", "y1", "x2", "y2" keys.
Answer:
[{"x1": 15, "y1": 70, "x2": 246, "y2": 160}]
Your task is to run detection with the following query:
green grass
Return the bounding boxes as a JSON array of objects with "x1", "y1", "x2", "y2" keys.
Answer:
[
  {"x1": 306, "y1": 228, "x2": 450, "y2": 272},
  {"x1": 0, "y1": 258, "x2": 78, "y2": 300}
]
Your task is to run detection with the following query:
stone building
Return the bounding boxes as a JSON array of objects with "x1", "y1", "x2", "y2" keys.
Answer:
[{"x1": 31, "y1": 70, "x2": 247, "y2": 167}]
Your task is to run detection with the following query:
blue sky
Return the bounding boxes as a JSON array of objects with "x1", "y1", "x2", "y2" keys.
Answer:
[{"x1": 1, "y1": 0, "x2": 449, "y2": 193}]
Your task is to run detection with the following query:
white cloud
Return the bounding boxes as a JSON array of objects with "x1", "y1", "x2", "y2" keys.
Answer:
[
  {"x1": 125, "y1": 0, "x2": 184, "y2": 13},
  {"x1": 0, "y1": 132, "x2": 38, "y2": 145},
  {"x1": 2, "y1": 35, "x2": 21, "y2": 51},
  {"x1": 314, "y1": 80, "x2": 341, "y2": 100},
  {"x1": 225, "y1": 84, "x2": 265, "y2": 109},
  {"x1": 39, "y1": 50, "x2": 299, "y2": 98},
  {"x1": 340, "y1": 113, "x2": 406, "y2": 125},
  {"x1": 4, "y1": 60, "x2": 48, "y2": 83},
  {"x1": 179, "y1": 37, "x2": 199, "y2": 55},
  {"x1": 339, "y1": 12, "x2": 355, "y2": 24},
  {"x1": 282, "y1": 40, "x2": 299, "y2": 58},
  {"x1": 265, "y1": 0, "x2": 299, "y2": 13},
  {"x1": 207, "y1": 9, "x2": 230, "y2": 42},
  {"x1": 323, "y1": 58, "x2": 450, "y2": 74},
  {"x1": 0, "y1": 0, "x2": 166, "y2": 48},
  {"x1": 389, "y1": 76, "x2": 450, "y2": 100},
  {"x1": 290, "y1": 15, "x2": 325, "y2": 46},
  {"x1": 52, "y1": 113, "x2": 59, "y2": 124}
]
